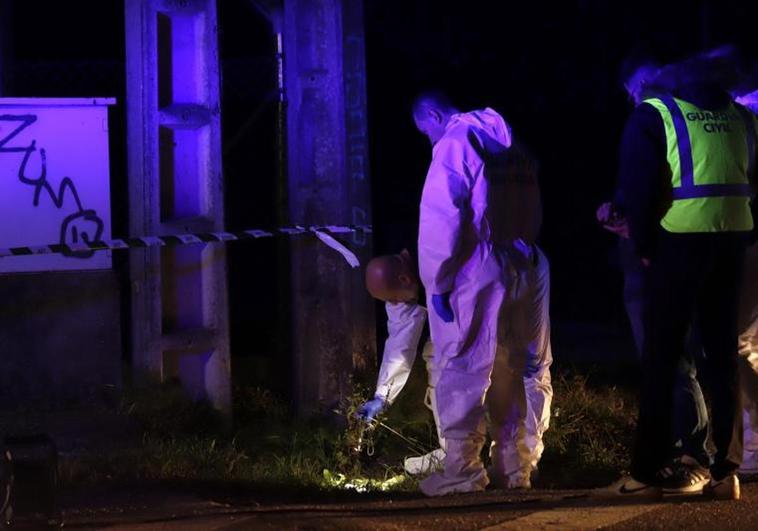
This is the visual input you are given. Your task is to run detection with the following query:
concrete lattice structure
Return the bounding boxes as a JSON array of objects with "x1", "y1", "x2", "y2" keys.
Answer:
[
  {"x1": 124, "y1": 0, "x2": 375, "y2": 415},
  {"x1": 125, "y1": 0, "x2": 231, "y2": 413}
]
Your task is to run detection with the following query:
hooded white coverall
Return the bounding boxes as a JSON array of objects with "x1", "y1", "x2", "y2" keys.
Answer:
[
  {"x1": 736, "y1": 92, "x2": 758, "y2": 474},
  {"x1": 416, "y1": 108, "x2": 548, "y2": 495}
]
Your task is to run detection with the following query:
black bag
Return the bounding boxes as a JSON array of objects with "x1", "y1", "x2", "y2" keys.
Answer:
[{"x1": 3, "y1": 434, "x2": 59, "y2": 527}]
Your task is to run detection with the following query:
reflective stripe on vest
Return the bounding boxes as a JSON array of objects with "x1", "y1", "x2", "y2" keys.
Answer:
[{"x1": 644, "y1": 96, "x2": 755, "y2": 233}]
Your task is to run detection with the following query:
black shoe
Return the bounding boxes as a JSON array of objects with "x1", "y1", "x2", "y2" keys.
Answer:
[
  {"x1": 657, "y1": 458, "x2": 710, "y2": 494},
  {"x1": 594, "y1": 476, "x2": 662, "y2": 499}
]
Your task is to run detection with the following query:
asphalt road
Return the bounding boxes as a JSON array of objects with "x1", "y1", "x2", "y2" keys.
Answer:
[{"x1": 48, "y1": 478, "x2": 758, "y2": 530}]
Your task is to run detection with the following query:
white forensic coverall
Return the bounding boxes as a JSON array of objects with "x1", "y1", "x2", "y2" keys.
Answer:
[
  {"x1": 417, "y1": 107, "x2": 549, "y2": 495},
  {"x1": 736, "y1": 92, "x2": 758, "y2": 474},
  {"x1": 373, "y1": 262, "x2": 553, "y2": 481}
]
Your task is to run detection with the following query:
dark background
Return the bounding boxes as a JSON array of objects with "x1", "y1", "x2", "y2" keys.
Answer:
[
  {"x1": 365, "y1": 0, "x2": 758, "y2": 324},
  {"x1": 5, "y1": 0, "x2": 758, "y2": 396},
  {"x1": 364, "y1": 0, "x2": 758, "y2": 367}
]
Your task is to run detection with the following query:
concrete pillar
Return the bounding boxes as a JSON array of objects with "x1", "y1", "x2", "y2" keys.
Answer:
[
  {"x1": 125, "y1": 0, "x2": 231, "y2": 413},
  {"x1": 283, "y1": 0, "x2": 375, "y2": 416}
]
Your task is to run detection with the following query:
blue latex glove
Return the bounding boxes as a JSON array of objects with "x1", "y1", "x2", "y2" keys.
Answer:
[
  {"x1": 356, "y1": 397, "x2": 386, "y2": 423},
  {"x1": 432, "y1": 292, "x2": 454, "y2": 323}
]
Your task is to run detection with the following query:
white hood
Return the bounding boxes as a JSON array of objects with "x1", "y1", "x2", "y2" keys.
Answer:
[{"x1": 447, "y1": 107, "x2": 513, "y2": 151}]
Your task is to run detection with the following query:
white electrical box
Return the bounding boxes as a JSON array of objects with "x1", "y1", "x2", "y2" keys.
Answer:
[{"x1": 0, "y1": 98, "x2": 115, "y2": 272}]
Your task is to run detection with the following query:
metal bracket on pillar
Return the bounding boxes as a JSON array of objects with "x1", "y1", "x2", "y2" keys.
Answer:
[{"x1": 159, "y1": 104, "x2": 213, "y2": 129}]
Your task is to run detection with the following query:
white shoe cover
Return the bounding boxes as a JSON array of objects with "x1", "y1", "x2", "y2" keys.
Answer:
[
  {"x1": 486, "y1": 465, "x2": 532, "y2": 490},
  {"x1": 507, "y1": 472, "x2": 532, "y2": 489},
  {"x1": 404, "y1": 448, "x2": 446, "y2": 475},
  {"x1": 419, "y1": 440, "x2": 489, "y2": 496}
]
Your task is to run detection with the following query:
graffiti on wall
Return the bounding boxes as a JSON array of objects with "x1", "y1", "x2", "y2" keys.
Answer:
[
  {"x1": 0, "y1": 114, "x2": 104, "y2": 258},
  {"x1": 0, "y1": 99, "x2": 113, "y2": 272}
]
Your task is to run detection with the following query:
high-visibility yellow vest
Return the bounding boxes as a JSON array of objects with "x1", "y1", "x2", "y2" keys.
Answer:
[{"x1": 643, "y1": 96, "x2": 756, "y2": 233}]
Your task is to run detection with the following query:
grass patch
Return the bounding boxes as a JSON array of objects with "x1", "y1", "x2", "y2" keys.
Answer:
[
  {"x1": 50, "y1": 363, "x2": 638, "y2": 496},
  {"x1": 538, "y1": 368, "x2": 638, "y2": 488},
  {"x1": 55, "y1": 379, "x2": 416, "y2": 498}
]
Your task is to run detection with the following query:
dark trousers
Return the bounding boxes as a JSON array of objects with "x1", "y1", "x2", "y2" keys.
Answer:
[
  {"x1": 631, "y1": 231, "x2": 747, "y2": 483},
  {"x1": 619, "y1": 239, "x2": 709, "y2": 465}
]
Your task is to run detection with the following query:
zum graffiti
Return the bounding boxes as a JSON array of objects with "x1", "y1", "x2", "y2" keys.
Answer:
[{"x1": 0, "y1": 114, "x2": 104, "y2": 258}]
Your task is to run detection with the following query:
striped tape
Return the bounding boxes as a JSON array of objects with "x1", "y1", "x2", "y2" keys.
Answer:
[{"x1": 0, "y1": 224, "x2": 372, "y2": 268}]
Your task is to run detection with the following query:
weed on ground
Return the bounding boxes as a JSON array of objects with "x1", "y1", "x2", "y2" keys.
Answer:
[
  {"x1": 10, "y1": 362, "x2": 639, "y2": 500},
  {"x1": 538, "y1": 366, "x2": 638, "y2": 488}
]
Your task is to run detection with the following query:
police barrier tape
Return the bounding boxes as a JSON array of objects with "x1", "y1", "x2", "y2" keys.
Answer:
[{"x1": 0, "y1": 224, "x2": 372, "y2": 269}]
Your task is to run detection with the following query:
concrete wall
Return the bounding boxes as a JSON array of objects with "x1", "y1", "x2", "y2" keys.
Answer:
[{"x1": 0, "y1": 271, "x2": 122, "y2": 406}]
